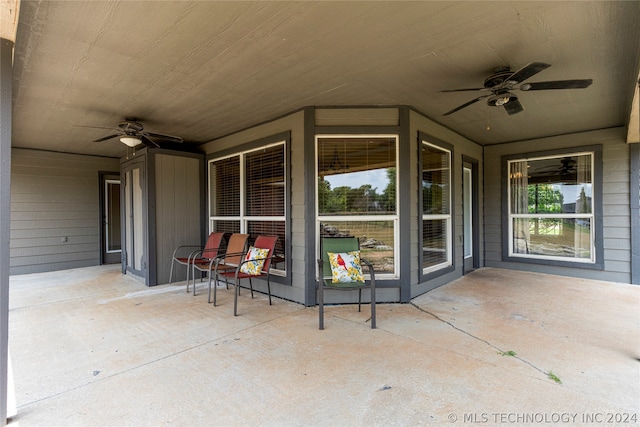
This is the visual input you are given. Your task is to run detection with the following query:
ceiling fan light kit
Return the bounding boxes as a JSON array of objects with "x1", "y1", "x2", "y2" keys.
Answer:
[
  {"x1": 487, "y1": 93, "x2": 516, "y2": 107},
  {"x1": 90, "y1": 117, "x2": 184, "y2": 148},
  {"x1": 440, "y1": 62, "x2": 593, "y2": 116},
  {"x1": 120, "y1": 136, "x2": 142, "y2": 147}
]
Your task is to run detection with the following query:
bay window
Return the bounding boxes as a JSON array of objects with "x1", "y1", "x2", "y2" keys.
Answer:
[{"x1": 316, "y1": 135, "x2": 398, "y2": 278}]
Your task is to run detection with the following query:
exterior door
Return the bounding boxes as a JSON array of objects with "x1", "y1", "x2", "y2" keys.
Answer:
[
  {"x1": 463, "y1": 159, "x2": 479, "y2": 273},
  {"x1": 100, "y1": 173, "x2": 121, "y2": 264},
  {"x1": 122, "y1": 160, "x2": 146, "y2": 277}
]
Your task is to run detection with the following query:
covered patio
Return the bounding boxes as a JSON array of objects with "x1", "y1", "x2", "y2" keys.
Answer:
[{"x1": 8, "y1": 266, "x2": 639, "y2": 426}]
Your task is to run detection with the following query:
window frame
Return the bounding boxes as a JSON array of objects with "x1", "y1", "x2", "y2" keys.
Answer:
[
  {"x1": 315, "y1": 134, "x2": 400, "y2": 280},
  {"x1": 207, "y1": 134, "x2": 290, "y2": 279},
  {"x1": 502, "y1": 145, "x2": 604, "y2": 270},
  {"x1": 418, "y1": 133, "x2": 455, "y2": 280}
]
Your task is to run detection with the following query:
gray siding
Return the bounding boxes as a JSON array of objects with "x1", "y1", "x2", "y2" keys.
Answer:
[
  {"x1": 10, "y1": 149, "x2": 119, "y2": 274},
  {"x1": 154, "y1": 153, "x2": 202, "y2": 284},
  {"x1": 484, "y1": 127, "x2": 631, "y2": 283}
]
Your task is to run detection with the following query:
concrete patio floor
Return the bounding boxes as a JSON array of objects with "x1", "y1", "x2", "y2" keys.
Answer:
[{"x1": 7, "y1": 265, "x2": 640, "y2": 426}]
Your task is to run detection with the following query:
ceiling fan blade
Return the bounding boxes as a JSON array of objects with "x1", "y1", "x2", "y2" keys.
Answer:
[
  {"x1": 504, "y1": 99, "x2": 524, "y2": 115},
  {"x1": 143, "y1": 131, "x2": 184, "y2": 143},
  {"x1": 439, "y1": 87, "x2": 487, "y2": 93},
  {"x1": 443, "y1": 94, "x2": 491, "y2": 116},
  {"x1": 520, "y1": 79, "x2": 593, "y2": 91},
  {"x1": 506, "y1": 62, "x2": 551, "y2": 84},
  {"x1": 93, "y1": 133, "x2": 121, "y2": 142},
  {"x1": 141, "y1": 135, "x2": 161, "y2": 148}
]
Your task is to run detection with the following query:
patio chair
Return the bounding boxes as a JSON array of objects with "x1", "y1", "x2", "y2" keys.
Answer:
[
  {"x1": 190, "y1": 233, "x2": 248, "y2": 302},
  {"x1": 169, "y1": 231, "x2": 225, "y2": 294},
  {"x1": 214, "y1": 235, "x2": 278, "y2": 316},
  {"x1": 317, "y1": 236, "x2": 376, "y2": 330}
]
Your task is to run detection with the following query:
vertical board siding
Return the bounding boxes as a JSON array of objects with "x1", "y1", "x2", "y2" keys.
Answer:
[
  {"x1": 10, "y1": 149, "x2": 119, "y2": 274},
  {"x1": 154, "y1": 154, "x2": 201, "y2": 284},
  {"x1": 484, "y1": 127, "x2": 631, "y2": 283}
]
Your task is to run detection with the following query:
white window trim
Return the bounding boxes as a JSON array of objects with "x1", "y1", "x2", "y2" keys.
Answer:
[
  {"x1": 421, "y1": 141, "x2": 453, "y2": 274},
  {"x1": 208, "y1": 141, "x2": 287, "y2": 276},
  {"x1": 315, "y1": 134, "x2": 400, "y2": 280},
  {"x1": 506, "y1": 151, "x2": 595, "y2": 264}
]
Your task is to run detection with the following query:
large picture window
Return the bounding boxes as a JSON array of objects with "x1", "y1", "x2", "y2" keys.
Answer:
[
  {"x1": 316, "y1": 135, "x2": 398, "y2": 278},
  {"x1": 209, "y1": 142, "x2": 287, "y2": 275},
  {"x1": 421, "y1": 140, "x2": 452, "y2": 273},
  {"x1": 508, "y1": 152, "x2": 594, "y2": 263}
]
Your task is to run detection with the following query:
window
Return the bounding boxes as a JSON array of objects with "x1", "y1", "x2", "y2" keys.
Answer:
[
  {"x1": 421, "y1": 140, "x2": 452, "y2": 273},
  {"x1": 316, "y1": 135, "x2": 398, "y2": 278},
  {"x1": 209, "y1": 142, "x2": 287, "y2": 275},
  {"x1": 507, "y1": 152, "x2": 595, "y2": 263}
]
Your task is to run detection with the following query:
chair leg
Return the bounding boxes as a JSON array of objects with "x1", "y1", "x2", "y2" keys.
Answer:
[
  {"x1": 318, "y1": 284, "x2": 324, "y2": 330},
  {"x1": 370, "y1": 287, "x2": 376, "y2": 329},
  {"x1": 213, "y1": 274, "x2": 218, "y2": 306},
  {"x1": 267, "y1": 276, "x2": 272, "y2": 305},
  {"x1": 169, "y1": 261, "x2": 175, "y2": 285},
  {"x1": 207, "y1": 273, "x2": 213, "y2": 304},
  {"x1": 234, "y1": 278, "x2": 240, "y2": 316},
  {"x1": 249, "y1": 278, "x2": 254, "y2": 299},
  {"x1": 193, "y1": 269, "x2": 198, "y2": 296},
  {"x1": 358, "y1": 288, "x2": 362, "y2": 312}
]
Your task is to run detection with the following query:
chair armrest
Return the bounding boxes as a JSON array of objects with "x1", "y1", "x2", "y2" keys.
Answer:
[
  {"x1": 236, "y1": 254, "x2": 278, "y2": 276},
  {"x1": 360, "y1": 257, "x2": 376, "y2": 285},
  {"x1": 172, "y1": 245, "x2": 203, "y2": 259}
]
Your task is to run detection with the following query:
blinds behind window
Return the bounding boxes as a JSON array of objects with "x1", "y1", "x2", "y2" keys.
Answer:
[
  {"x1": 210, "y1": 156, "x2": 240, "y2": 217},
  {"x1": 422, "y1": 144, "x2": 450, "y2": 215},
  {"x1": 245, "y1": 145, "x2": 285, "y2": 217}
]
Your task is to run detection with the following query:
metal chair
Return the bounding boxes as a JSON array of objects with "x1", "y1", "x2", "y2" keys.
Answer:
[
  {"x1": 190, "y1": 233, "x2": 249, "y2": 303},
  {"x1": 215, "y1": 235, "x2": 278, "y2": 316},
  {"x1": 317, "y1": 236, "x2": 376, "y2": 330},
  {"x1": 169, "y1": 232, "x2": 225, "y2": 294}
]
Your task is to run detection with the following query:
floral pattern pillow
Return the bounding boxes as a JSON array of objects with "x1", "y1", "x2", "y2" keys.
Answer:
[
  {"x1": 239, "y1": 246, "x2": 270, "y2": 275},
  {"x1": 328, "y1": 251, "x2": 364, "y2": 283}
]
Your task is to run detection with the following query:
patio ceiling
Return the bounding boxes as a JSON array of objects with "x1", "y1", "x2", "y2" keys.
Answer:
[{"x1": 8, "y1": 1, "x2": 640, "y2": 159}]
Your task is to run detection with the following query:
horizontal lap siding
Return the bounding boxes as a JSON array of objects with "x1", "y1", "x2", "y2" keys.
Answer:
[
  {"x1": 484, "y1": 127, "x2": 631, "y2": 283},
  {"x1": 10, "y1": 149, "x2": 119, "y2": 274}
]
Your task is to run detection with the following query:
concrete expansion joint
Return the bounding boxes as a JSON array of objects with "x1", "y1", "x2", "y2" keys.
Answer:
[{"x1": 410, "y1": 302, "x2": 554, "y2": 383}]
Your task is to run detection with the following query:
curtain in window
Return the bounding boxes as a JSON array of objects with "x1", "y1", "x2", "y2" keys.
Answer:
[
  {"x1": 574, "y1": 155, "x2": 592, "y2": 258},
  {"x1": 510, "y1": 160, "x2": 529, "y2": 254}
]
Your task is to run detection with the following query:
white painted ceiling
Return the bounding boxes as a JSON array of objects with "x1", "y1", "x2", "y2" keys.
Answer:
[{"x1": 10, "y1": 1, "x2": 640, "y2": 158}]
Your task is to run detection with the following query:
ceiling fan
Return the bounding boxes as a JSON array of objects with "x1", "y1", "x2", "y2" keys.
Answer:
[
  {"x1": 535, "y1": 157, "x2": 578, "y2": 175},
  {"x1": 91, "y1": 118, "x2": 184, "y2": 148},
  {"x1": 440, "y1": 62, "x2": 593, "y2": 116}
]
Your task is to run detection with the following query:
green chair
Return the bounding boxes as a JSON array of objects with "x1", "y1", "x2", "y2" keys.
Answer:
[{"x1": 317, "y1": 236, "x2": 376, "y2": 330}]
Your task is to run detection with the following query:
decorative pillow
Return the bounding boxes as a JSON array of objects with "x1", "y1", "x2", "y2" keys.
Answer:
[
  {"x1": 328, "y1": 251, "x2": 364, "y2": 283},
  {"x1": 239, "y1": 246, "x2": 270, "y2": 275}
]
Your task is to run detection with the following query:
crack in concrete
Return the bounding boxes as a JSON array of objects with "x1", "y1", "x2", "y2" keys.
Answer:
[{"x1": 410, "y1": 302, "x2": 551, "y2": 379}]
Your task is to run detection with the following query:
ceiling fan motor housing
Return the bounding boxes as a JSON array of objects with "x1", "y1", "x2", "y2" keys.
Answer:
[
  {"x1": 118, "y1": 120, "x2": 144, "y2": 134},
  {"x1": 483, "y1": 67, "x2": 513, "y2": 88}
]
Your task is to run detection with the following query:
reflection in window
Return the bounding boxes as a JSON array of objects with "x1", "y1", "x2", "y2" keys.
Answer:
[
  {"x1": 317, "y1": 136, "x2": 398, "y2": 278},
  {"x1": 509, "y1": 153, "x2": 594, "y2": 262},
  {"x1": 422, "y1": 141, "x2": 452, "y2": 272}
]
